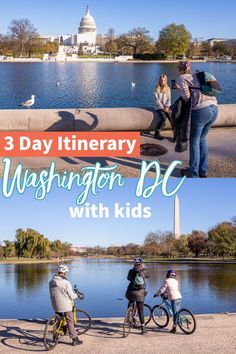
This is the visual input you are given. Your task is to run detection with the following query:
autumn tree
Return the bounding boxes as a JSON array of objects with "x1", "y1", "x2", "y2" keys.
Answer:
[
  {"x1": 188, "y1": 230, "x2": 207, "y2": 257},
  {"x1": 157, "y1": 23, "x2": 191, "y2": 59},
  {"x1": 0, "y1": 34, "x2": 13, "y2": 55},
  {"x1": 186, "y1": 40, "x2": 201, "y2": 58},
  {"x1": 2, "y1": 241, "x2": 15, "y2": 259},
  {"x1": 208, "y1": 222, "x2": 236, "y2": 257},
  {"x1": 199, "y1": 41, "x2": 212, "y2": 57},
  {"x1": 212, "y1": 42, "x2": 232, "y2": 57},
  {"x1": 173, "y1": 235, "x2": 191, "y2": 257}
]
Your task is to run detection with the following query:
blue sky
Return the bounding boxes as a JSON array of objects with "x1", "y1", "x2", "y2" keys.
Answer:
[
  {"x1": 0, "y1": 178, "x2": 235, "y2": 247},
  {"x1": 0, "y1": 0, "x2": 236, "y2": 39}
]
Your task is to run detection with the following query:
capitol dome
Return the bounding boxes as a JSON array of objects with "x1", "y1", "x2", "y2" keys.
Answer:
[{"x1": 79, "y1": 6, "x2": 97, "y2": 34}]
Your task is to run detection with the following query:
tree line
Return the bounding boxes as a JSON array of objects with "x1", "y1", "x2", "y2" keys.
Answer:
[
  {"x1": 1, "y1": 18, "x2": 236, "y2": 59},
  {"x1": 83, "y1": 219, "x2": 236, "y2": 259},
  {"x1": 104, "y1": 25, "x2": 236, "y2": 59},
  {"x1": 0, "y1": 18, "x2": 58, "y2": 58},
  {"x1": 0, "y1": 228, "x2": 72, "y2": 259},
  {"x1": 1, "y1": 219, "x2": 235, "y2": 260}
]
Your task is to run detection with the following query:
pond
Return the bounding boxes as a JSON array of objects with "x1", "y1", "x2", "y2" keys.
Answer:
[
  {"x1": 0, "y1": 258, "x2": 235, "y2": 319},
  {"x1": 0, "y1": 62, "x2": 236, "y2": 109}
]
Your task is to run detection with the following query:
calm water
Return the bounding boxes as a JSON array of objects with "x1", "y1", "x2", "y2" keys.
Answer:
[
  {"x1": 0, "y1": 258, "x2": 235, "y2": 319},
  {"x1": 0, "y1": 62, "x2": 236, "y2": 109}
]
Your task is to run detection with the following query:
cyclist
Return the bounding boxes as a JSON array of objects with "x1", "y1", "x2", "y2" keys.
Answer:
[
  {"x1": 49, "y1": 264, "x2": 83, "y2": 346},
  {"x1": 154, "y1": 269, "x2": 182, "y2": 333},
  {"x1": 125, "y1": 257, "x2": 149, "y2": 334}
]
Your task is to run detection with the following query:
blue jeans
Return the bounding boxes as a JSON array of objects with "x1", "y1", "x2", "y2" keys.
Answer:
[
  {"x1": 171, "y1": 299, "x2": 181, "y2": 326},
  {"x1": 190, "y1": 105, "x2": 218, "y2": 177}
]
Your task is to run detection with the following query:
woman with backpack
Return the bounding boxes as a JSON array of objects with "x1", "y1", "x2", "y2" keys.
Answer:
[
  {"x1": 125, "y1": 257, "x2": 149, "y2": 334},
  {"x1": 176, "y1": 61, "x2": 219, "y2": 178}
]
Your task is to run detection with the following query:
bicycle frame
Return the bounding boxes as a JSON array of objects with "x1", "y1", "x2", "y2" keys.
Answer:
[
  {"x1": 159, "y1": 298, "x2": 173, "y2": 317},
  {"x1": 51, "y1": 316, "x2": 67, "y2": 336}
]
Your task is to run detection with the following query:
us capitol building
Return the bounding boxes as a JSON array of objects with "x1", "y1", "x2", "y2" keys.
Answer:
[
  {"x1": 41, "y1": 6, "x2": 98, "y2": 54},
  {"x1": 62, "y1": 6, "x2": 97, "y2": 53}
]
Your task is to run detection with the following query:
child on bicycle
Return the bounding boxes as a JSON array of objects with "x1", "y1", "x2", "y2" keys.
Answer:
[
  {"x1": 154, "y1": 269, "x2": 182, "y2": 333},
  {"x1": 49, "y1": 265, "x2": 83, "y2": 346},
  {"x1": 125, "y1": 257, "x2": 149, "y2": 334}
]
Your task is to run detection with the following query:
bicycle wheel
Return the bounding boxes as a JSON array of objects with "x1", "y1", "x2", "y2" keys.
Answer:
[
  {"x1": 133, "y1": 304, "x2": 152, "y2": 327},
  {"x1": 43, "y1": 316, "x2": 60, "y2": 350},
  {"x1": 152, "y1": 305, "x2": 169, "y2": 328},
  {"x1": 74, "y1": 308, "x2": 92, "y2": 335},
  {"x1": 123, "y1": 307, "x2": 133, "y2": 338},
  {"x1": 178, "y1": 308, "x2": 196, "y2": 335}
]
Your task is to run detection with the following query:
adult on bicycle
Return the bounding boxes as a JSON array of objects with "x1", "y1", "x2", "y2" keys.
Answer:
[
  {"x1": 49, "y1": 264, "x2": 83, "y2": 346},
  {"x1": 125, "y1": 257, "x2": 149, "y2": 335},
  {"x1": 154, "y1": 269, "x2": 182, "y2": 334}
]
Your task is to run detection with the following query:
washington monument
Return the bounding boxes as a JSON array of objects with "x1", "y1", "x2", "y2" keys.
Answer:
[{"x1": 174, "y1": 195, "x2": 180, "y2": 239}]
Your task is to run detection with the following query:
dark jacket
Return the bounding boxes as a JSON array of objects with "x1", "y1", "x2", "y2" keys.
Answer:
[
  {"x1": 171, "y1": 96, "x2": 192, "y2": 152},
  {"x1": 125, "y1": 267, "x2": 149, "y2": 303}
]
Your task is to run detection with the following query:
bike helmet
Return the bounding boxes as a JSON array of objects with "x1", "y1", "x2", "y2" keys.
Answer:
[
  {"x1": 133, "y1": 256, "x2": 143, "y2": 265},
  {"x1": 57, "y1": 265, "x2": 69, "y2": 273},
  {"x1": 166, "y1": 269, "x2": 176, "y2": 278}
]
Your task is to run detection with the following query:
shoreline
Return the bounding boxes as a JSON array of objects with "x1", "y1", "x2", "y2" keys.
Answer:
[
  {"x1": 0, "y1": 312, "x2": 235, "y2": 321},
  {"x1": 1, "y1": 58, "x2": 235, "y2": 64},
  {"x1": 0, "y1": 257, "x2": 74, "y2": 265},
  {"x1": 1, "y1": 256, "x2": 236, "y2": 265}
]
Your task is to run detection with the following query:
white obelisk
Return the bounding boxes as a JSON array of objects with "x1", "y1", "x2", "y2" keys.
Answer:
[{"x1": 174, "y1": 195, "x2": 180, "y2": 239}]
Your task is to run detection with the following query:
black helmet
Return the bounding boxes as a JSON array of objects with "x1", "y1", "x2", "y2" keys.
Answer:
[
  {"x1": 166, "y1": 269, "x2": 176, "y2": 278},
  {"x1": 133, "y1": 256, "x2": 143, "y2": 265}
]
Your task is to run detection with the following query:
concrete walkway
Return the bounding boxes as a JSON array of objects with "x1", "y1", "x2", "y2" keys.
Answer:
[
  {"x1": 0, "y1": 314, "x2": 235, "y2": 354},
  {"x1": 0, "y1": 128, "x2": 236, "y2": 177}
]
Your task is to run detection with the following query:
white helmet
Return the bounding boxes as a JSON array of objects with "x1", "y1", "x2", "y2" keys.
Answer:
[{"x1": 57, "y1": 265, "x2": 69, "y2": 273}]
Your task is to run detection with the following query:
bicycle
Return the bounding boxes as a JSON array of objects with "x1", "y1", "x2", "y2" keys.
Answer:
[
  {"x1": 151, "y1": 294, "x2": 196, "y2": 334},
  {"x1": 123, "y1": 301, "x2": 152, "y2": 338},
  {"x1": 44, "y1": 286, "x2": 92, "y2": 350}
]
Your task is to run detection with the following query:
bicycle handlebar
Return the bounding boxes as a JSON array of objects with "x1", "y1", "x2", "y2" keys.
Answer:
[{"x1": 73, "y1": 285, "x2": 85, "y2": 300}]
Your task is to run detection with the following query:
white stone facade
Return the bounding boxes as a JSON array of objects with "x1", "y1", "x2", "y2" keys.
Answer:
[{"x1": 61, "y1": 6, "x2": 97, "y2": 53}]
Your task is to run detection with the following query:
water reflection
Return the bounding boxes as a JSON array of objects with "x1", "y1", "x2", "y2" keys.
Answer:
[
  {"x1": 14, "y1": 264, "x2": 50, "y2": 290},
  {"x1": 0, "y1": 259, "x2": 235, "y2": 319},
  {"x1": 0, "y1": 62, "x2": 236, "y2": 109}
]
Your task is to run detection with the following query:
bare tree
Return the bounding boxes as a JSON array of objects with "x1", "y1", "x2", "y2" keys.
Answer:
[
  {"x1": 117, "y1": 27, "x2": 153, "y2": 55},
  {"x1": 9, "y1": 18, "x2": 38, "y2": 57},
  {"x1": 0, "y1": 34, "x2": 13, "y2": 55},
  {"x1": 105, "y1": 28, "x2": 117, "y2": 57}
]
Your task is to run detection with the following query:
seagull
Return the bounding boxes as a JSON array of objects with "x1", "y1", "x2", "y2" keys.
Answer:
[{"x1": 19, "y1": 95, "x2": 35, "y2": 109}]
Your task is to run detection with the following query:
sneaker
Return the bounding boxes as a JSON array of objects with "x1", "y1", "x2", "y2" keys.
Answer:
[
  {"x1": 181, "y1": 168, "x2": 194, "y2": 178},
  {"x1": 199, "y1": 173, "x2": 207, "y2": 178},
  {"x1": 154, "y1": 132, "x2": 164, "y2": 140},
  {"x1": 170, "y1": 327, "x2": 177, "y2": 334},
  {"x1": 62, "y1": 326, "x2": 68, "y2": 336},
  {"x1": 72, "y1": 337, "x2": 83, "y2": 346},
  {"x1": 141, "y1": 325, "x2": 147, "y2": 335}
]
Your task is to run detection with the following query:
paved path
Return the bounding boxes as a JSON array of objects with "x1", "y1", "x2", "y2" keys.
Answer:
[
  {"x1": 0, "y1": 128, "x2": 235, "y2": 178},
  {"x1": 0, "y1": 314, "x2": 236, "y2": 354}
]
